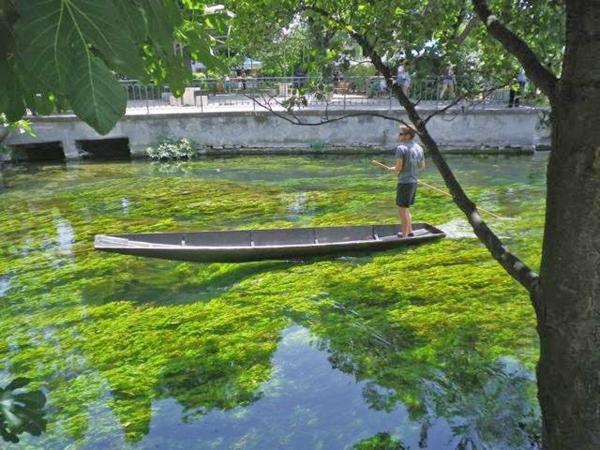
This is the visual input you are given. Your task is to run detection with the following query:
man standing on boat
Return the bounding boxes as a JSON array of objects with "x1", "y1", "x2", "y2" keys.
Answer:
[{"x1": 387, "y1": 126, "x2": 425, "y2": 238}]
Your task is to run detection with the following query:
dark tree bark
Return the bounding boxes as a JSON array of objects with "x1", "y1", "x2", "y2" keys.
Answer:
[{"x1": 473, "y1": 0, "x2": 600, "y2": 448}]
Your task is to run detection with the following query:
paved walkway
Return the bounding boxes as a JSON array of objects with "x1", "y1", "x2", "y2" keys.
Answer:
[{"x1": 125, "y1": 94, "x2": 533, "y2": 117}]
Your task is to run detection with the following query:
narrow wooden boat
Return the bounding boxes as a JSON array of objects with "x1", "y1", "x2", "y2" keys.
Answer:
[{"x1": 94, "y1": 223, "x2": 445, "y2": 263}]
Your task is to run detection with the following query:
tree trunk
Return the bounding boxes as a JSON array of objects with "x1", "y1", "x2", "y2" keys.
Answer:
[
  {"x1": 536, "y1": 3, "x2": 600, "y2": 447},
  {"x1": 537, "y1": 101, "x2": 600, "y2": 450}
]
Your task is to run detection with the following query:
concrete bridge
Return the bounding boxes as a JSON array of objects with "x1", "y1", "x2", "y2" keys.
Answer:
[{"x1": 2, "y1": 101, "x2": 550, "y2": 161}]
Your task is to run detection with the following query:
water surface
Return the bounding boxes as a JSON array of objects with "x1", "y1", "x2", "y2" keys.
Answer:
[{"x1": 0, "y1": 154, "x2": 547, "y2": 449}]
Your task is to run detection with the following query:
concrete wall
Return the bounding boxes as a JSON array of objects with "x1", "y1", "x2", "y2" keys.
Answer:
[{"x1": 3, "y1": 107, "x2": 550, "y2": 160}]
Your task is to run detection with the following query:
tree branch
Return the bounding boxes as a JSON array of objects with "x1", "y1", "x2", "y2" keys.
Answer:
[
  {"x1": 245, "y1": 93, "x2": 408, "y2": 127},
  {"x1": 471, "y1": 0, "x2": 558, "y2": 101},
  {"x1": 454, "y1": 14, "x2": 479, "y2": 46},
  {"x1": 423, "y1": 80, "x2": 512, "y2": 124},
  {"x1": 294, "y1": 3, "x2": 540, "y2": 292},
  {"x1": 355, "y1": 32, "x2": 540, "y2": 294}
]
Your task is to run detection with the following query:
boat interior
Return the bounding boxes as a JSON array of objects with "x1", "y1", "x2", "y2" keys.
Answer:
[{"x1": 115, "y1": 224, "x2": 437, "y2": 248}]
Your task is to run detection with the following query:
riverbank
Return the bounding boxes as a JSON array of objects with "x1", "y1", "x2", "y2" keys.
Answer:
[{"x1": 2, "y1": 105, "x2": 550, "y2": 161}]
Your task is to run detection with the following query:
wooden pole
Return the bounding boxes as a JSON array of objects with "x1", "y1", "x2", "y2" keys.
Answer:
[{"x1": 370, "y1": 160, "x2": 508, "y2": 220}]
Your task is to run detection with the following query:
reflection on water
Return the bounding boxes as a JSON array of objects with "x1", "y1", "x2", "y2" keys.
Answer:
[
  {"x1": 438, "y1": 218, "x2": 477, "y2": 239},
  {"x1": 121, "y1": 198, "x2": 130, "y2": 215},
  {"x1": 143, "y1": 326, "x2": 417, "y2": 449},
  {"x1": 55, "y1": 218, "x2": 75, "y2": 254},
  {"x1": 0, "y1": 276, "x2": 9, "y2": 297},
  {"x1": 0, "y1": 377, "x2": 47, "y2": 444},
  {"x1": 0, "y1": 154, "x2": 547, "y2": 448},
  {"x1": 142, "y1": 326, "x2": 539, "y2": 449}
]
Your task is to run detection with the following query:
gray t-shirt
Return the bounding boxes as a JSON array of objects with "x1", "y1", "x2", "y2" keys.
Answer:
[{"x1": 395, "y1": 141, "x2": 424, "y2": 184}]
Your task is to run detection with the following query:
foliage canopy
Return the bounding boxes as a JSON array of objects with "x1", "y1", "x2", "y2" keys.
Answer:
[{"x1": 0, "y1": 0, "x2": 225, "y2": 134}]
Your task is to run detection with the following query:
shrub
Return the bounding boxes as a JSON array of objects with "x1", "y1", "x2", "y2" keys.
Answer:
[{"x1": 145, "y1": 138, "x2": 196, "y2": 161}]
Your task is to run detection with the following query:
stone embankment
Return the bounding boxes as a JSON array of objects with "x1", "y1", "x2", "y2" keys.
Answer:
[{"x1": 2, "y1": 105, "x2": 550, "y2": 161}]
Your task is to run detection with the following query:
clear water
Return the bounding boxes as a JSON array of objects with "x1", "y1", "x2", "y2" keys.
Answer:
[{"x1": 0, "y1": 153, "x2": 547, "y2": 449}]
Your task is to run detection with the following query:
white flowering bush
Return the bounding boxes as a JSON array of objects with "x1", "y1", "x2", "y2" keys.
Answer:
[{"x1": 146, "y1": 138, "x2": 196, "y2": 161}]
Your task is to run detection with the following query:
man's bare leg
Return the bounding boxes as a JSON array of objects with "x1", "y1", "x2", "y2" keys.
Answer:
[{"x1": 399, "y1": 207, "x2": 413, "y2": 237}]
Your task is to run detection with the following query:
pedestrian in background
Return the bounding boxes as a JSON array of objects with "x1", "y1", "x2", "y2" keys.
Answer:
[
  {"x1": 439, "y1": 65, "x2": 456, "y2": 99},
  {"x1": 508, "y1": 71, "x2": 527, "y2": 107},
  {"x1": 396, "y1": 62, "x2": 411, "y2": 96}
]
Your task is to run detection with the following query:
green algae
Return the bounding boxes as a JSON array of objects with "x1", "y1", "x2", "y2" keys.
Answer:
[{"x1": 0, "y1": 154, "x2": 547, "y2": 448}]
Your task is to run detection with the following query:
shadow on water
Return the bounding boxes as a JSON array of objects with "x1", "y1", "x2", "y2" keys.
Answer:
[{"x1": 82, "y1": 259, "x2": 301, "y2": 306}]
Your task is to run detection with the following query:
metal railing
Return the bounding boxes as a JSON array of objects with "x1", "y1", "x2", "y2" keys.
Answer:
[{"x1": 121, "y1": 76, "x2": 520, "y2": 112}]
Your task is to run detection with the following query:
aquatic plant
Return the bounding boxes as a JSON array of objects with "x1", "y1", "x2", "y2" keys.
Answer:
[
  {"x1": 145, "y1": 138, "x2": 196, "y2": 161},
  {"x1": 0, "y1": 154, "x2": 546, "y2": 448}
]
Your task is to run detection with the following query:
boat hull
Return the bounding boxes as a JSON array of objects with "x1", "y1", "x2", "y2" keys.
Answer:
[{"x1": 94, "y1": 223, "x2": 445, "y2": 262}]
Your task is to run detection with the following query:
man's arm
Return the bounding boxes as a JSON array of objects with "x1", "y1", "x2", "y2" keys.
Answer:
[{"x1": 392, "y1": 159, "x2": 404, "y2": 173}]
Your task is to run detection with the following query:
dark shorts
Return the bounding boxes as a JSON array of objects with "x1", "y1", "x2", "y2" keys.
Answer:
[{"x1": 396, "y1": 183, "x2": 417, "y2": 207}]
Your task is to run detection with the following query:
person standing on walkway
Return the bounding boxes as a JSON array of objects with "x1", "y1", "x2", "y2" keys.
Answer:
[
  {"x1": 376, "y1": 126, "x2": 425, "y2": 238},
  {"x1": 439, "y1": 65, "x2": 456, "y2": 99},
  {"x1": 508, "y1": 71, "x2": 527, "y2": 107},
  {"x1": 396, "y1": 62, "x2": 411, "y2": 96},
  {"x1": 240, "y1": 70, "x2": 247, "y2": 90}
]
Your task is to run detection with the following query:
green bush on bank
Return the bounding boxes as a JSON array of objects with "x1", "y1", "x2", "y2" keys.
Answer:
[{"x1": 145, "y1": 138, "x2": 196, "y2": 161}]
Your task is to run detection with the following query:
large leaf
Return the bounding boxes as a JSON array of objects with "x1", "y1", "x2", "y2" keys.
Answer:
[
  {"x1": 141, "y1": 0, "x2": 183, "y2": 50},
  {"x1": 16, "y1": 0, "x2": 145, "y2": 84},
  {"x1": 64, "y1": 0, "x2": 145, "y2": 79},
  {"x1": 14, "y1": 0, "x2": 75, "y2": 94},
  {"x1": 15, "y1": 0, "x2": 133, "y2": 133},
  {"x1": 113, "y1": 0, "x2": 148, "y2": 45},
  {"x1": 67, "y1": 42, "x2": 127, "y2": 135}
]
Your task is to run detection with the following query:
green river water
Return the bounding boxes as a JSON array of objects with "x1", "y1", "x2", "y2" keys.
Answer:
[{"x1": 0, "y1": 153, "x2": 547, "y2": 449}]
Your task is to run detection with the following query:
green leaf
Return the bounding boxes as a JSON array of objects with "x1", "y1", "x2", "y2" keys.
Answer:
[
  {"x1": 139, "y1": 0, "x2": 189, "y2": 88},
  {"x1": 141, "y1": 0, "x2": 182, "y2": 51},
  {"x1": 14, "y1": 0, "x2": 76, "y2": 94},
  {"x1": 67, "y1": 43, "x2": 127, "y2": 135},
  {"x1": 66, "y1": 0, "x2": 145, "y2": 79},
  {"x1": 113, "y1": 0, "x2": 148, "y2": 44},
  {"x1": 162, "y1": 55, "x2": 191, "y2": 96},
  {"x1": 0, "y1": 5, "x2": 17, "y2": 60},
  {"x1": 184, "y1": 23, "x2": 225, "y2": 70},
  {"x1": 0, "y1": 59, "x2": 25, "y2": 121}
]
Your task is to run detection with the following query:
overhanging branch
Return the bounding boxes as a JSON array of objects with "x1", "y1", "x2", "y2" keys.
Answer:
[
  {"x1": 244, "y1": 93, "x2": 409, "y2": 127},
  {"x1": 355, "y1": 32, "x2": 540, "y2": 294},
  {"x1": 293, "y1": 3, "x2": 540, "y2": 294}
]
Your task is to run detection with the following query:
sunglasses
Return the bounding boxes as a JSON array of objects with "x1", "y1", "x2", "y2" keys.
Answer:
[{"x1": 399, "y1": 132, "x2": 411, "y2": 136}]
